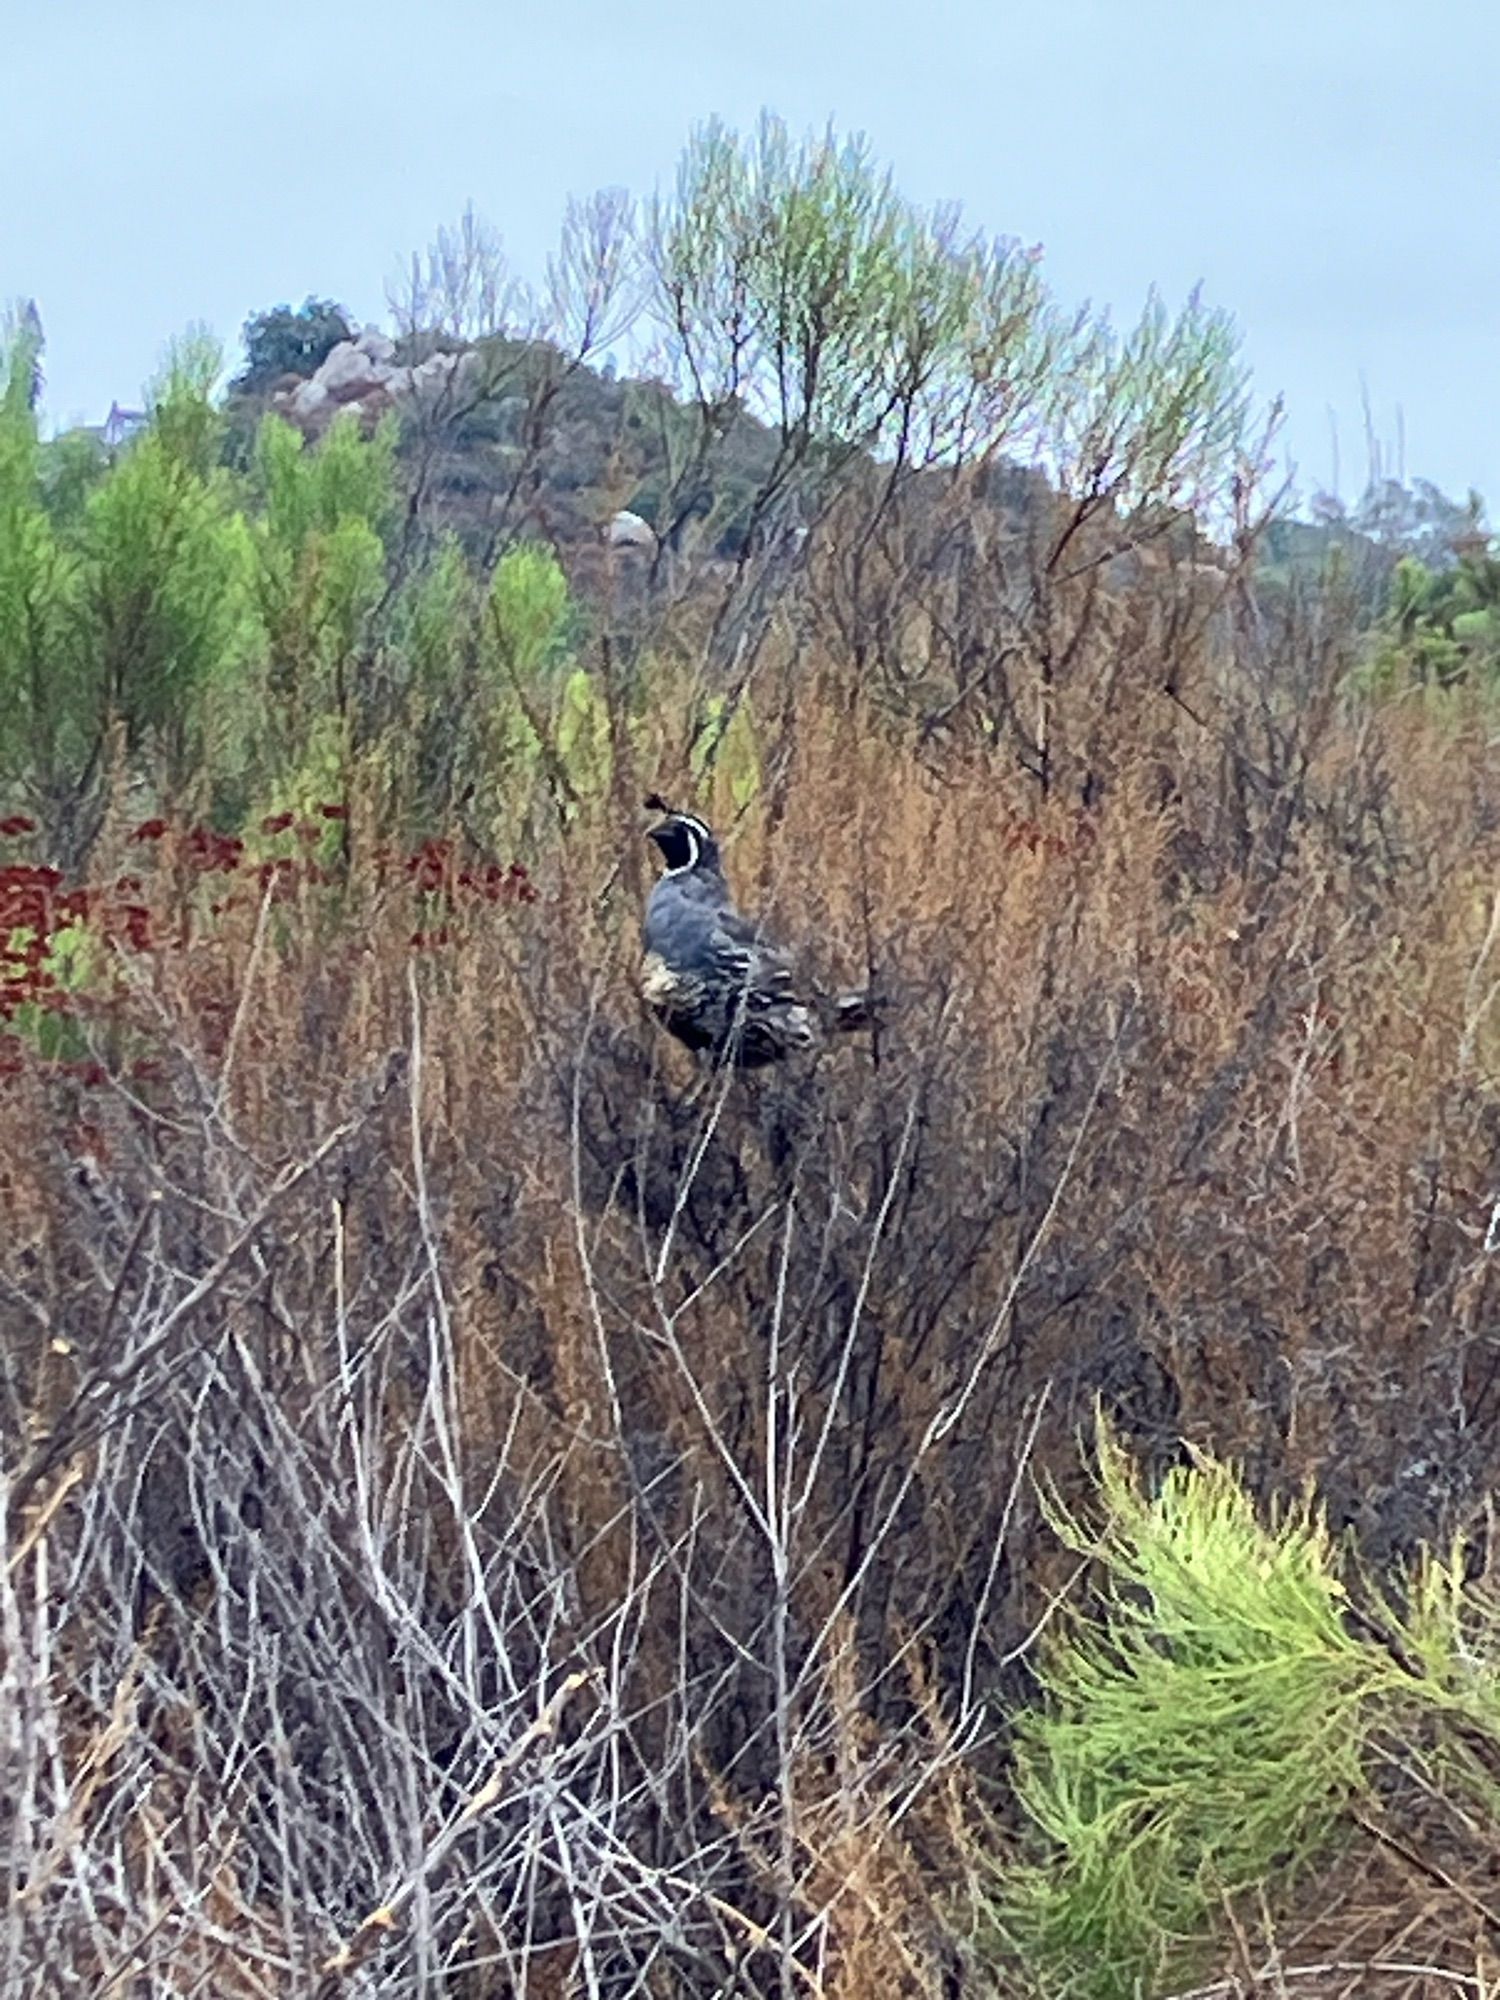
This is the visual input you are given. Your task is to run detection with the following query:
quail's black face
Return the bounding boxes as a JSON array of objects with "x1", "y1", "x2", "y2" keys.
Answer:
[{"x1": 647, "y1": 811, "x2": 718, "y2": 874}]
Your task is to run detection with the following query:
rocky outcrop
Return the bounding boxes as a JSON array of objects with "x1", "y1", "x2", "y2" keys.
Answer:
[{"x1": 273, "y1": 326, "x2": 484, "y2": 431}]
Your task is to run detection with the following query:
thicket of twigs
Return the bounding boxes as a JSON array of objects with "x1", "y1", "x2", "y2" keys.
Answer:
[
  {"x1": 8, "y1": 117, "x2": 1500, "y2": 1999},
  {"x1": 8, "y1": 551, "x2": 1500, "y2": 1995}
]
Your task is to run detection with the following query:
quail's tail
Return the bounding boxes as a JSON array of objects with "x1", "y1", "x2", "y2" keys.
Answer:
[{"x1": 827, "y1": 987, "x2": 888, "y2": 1034}]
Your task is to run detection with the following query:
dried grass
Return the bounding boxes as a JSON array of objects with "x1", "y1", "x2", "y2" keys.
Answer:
[{"x1": 4, "y1": 534, "x2": 1500, "y2": 1994}]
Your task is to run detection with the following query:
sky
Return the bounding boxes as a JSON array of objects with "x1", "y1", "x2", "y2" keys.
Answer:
[{"x1": 5, "y1": 0, "x2": 1499, "y2": 510}]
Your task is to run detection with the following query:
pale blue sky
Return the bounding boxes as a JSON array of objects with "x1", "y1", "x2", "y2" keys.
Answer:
[{"x1": 5, "y1": 0, "x2": 1498, "y2": 507}]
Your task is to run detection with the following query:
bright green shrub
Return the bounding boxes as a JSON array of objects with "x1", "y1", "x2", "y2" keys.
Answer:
[{"x1": 994, "y1": 1421, "x2": 1500, "y2": 2000}]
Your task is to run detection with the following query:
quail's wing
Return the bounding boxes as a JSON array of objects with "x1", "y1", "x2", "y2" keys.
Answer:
[{"x1": 708, "y1": 905, "x2": 802, "y2": 1001}]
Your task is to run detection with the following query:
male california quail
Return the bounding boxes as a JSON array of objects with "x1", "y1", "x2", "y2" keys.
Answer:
[{"x1": 639, "y1": 797, "x2": 876, "y2": 1068}]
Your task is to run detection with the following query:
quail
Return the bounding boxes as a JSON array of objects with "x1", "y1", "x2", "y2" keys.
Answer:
[{"x1": 639, "y1": 797, "x2": 876, "y2": 1068}]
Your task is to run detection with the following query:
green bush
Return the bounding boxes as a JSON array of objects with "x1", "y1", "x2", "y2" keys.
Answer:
[{"x1": 992, "y1": 1421, "x2": 1500, "y2": 2000}]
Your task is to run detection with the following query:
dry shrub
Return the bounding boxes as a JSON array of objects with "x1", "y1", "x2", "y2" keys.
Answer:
[{"x1": 4, "y1": 544, "x2": 1500, "y2": 1994}]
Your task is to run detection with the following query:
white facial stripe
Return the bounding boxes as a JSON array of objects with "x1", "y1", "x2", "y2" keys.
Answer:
[{"x1": 663, "y1": 814, "x2": 707, "y2": 875}]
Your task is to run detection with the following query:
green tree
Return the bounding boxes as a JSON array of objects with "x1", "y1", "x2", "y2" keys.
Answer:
[
  {"x1": 1363, "y1": 522, "x2": 1500, "y2": 691},
  {"x1": 643, "y1": 112, "x2": 1258, "y2": 742},
  {"x1": 235, "y1": 296, "x2": 353, "y2": 390},
  {"x1": 0, "y1": 317, "x2": 87, "y2": 840},
  {"x1": 248, "y1": 411, "x2": 397, "y2": 792},
  {"x1": 648, "y1": 115, "x2": 1051, "y2": 506},
  {"x1": 0, "y1": 322, "x2": 254, "y2": 856}
]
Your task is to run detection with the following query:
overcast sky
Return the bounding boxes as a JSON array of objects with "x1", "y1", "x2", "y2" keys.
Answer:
[{"x1": 5, "y1": 0, "x2": 1498, "y2": 509}]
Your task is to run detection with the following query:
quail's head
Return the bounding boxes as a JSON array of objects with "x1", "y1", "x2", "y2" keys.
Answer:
[{"x1": 644, "y1": 796, "x2": 720, "y2": 874}]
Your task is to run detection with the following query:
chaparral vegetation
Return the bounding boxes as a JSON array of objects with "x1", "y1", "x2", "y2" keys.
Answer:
[{"x1": 5, "y1": 116, "x2": 1500, "y2": 1999}]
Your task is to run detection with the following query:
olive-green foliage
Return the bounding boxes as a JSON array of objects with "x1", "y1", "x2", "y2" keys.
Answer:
[
  {"x1": 85, "y1": 349, "x2": 255, "y2": 771},
  {"x1": 0, "y1": 322, "x2": 594, "y2": 853},
  {"x1": 0, "y1": 325, "x2": 84, "y2": 788},
  {"x1": 483, "y1": 543, "x2": 604, "y2": 819},
  {"x1": 486, "y1": 540, "x2": 570, "y2": 679},
  {"x1": 388, "y1": 530, "x2": 481, "y2": 818},
  {"x1": 995, "y1": 1421, "x2": 1500, "y2": 2000},
  {"x1": 387, "y1": 537, "x2": 592, "y2": 837},
  {"x1": 248, "y1": 410, "x2": 397, "y2": 783},
  {"x1": 1048, "y1": 286, "x2": 1251, "y2": 516},
  {"x1": 148, "y1": 330, "x2": 226, "y2": 478},
  {"x1": 236, "y1": 296, "x2": 352, "y2": 392},
  {"x1": 1363, "y1": 542, "x2": 1500, "y2": 691},
  {"x1": 690, "y1": 693, "x2": 761, "y2": 810},
  {"x1": 652, "y1": 113, "x2": 1051, "y2": 468},
  {"x1": 0, "y1": 325, "x2": 254, "y2": 830},
  {"x1": 39, "y1": 431, "x2": 111, "y2": 529},
  {"x1": 554, "y1": 668, "x2": 611, "y2": 802},
  {"x1": 650, "y1": 112, "x2": 1250, "y2": 515},
  {"x1": 0, "y1": 315, "x2": 409, "y2": 841},
  {"x1": 253, "y1": 406, "x2": 397, "y2": 552}
]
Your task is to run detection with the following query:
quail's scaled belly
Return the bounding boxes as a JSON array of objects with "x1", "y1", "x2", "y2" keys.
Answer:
[
  {"x1": 639, "y1": 945, "x2": 725, "y2": 1056},
  {"x1": 639, "y1": 948, "x2": 711, "y2": 1043},
  {"x1": 639, "y1": 950, "x2": 682, "y2": 1010}
]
